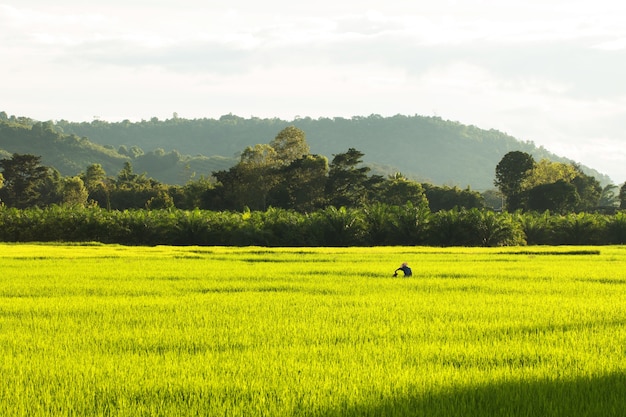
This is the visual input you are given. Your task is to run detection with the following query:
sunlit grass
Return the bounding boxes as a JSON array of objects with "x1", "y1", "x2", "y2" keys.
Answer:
[{"x1": 1, "y1": 244, "x2": 625, "y2": 416}]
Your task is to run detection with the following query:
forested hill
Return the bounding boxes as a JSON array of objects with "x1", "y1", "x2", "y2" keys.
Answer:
[
  {"x1": 56, "y1": 114, "x2": 609, "y2": 189},
  {"x1": 1, "y1": 112, "x2": 611, "y2": 189}
]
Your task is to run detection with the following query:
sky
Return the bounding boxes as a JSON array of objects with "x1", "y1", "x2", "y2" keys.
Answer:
[{"x1": 2, "y1": 1, "x2": 626, "y2": 183}]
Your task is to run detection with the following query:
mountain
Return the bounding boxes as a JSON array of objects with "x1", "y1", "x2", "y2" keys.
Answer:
[{"x1": 1, "y1": 112, "x2": 612, "y2": 189}]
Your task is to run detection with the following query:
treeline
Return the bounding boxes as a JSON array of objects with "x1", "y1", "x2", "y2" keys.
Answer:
[
  {"x1": 3, "y1": 126, "x2": 626, "y2": 247},
  {"x1": 1, "y1": 205, "x2": 626, "y2": 246},
  {"x1": 0, "y1": 126, "x2": 488, "y2": 212},
  {"x1": 495, "y1": 151, "x2": 626, "y2": 214},
  {"x1": 1, "y1": 126, "x2": 624, "y2": 215},
  {"x1": 9, "y1": 110, "x2": 611, "y2": 190}
]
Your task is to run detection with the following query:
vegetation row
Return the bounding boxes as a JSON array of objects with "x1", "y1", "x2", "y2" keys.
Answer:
[{"x1": 2, "y1": 205, "x2": 626, "y2": 247}]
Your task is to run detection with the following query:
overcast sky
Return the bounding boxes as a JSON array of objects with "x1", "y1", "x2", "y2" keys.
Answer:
[{"x1": 2, "y1": 1, "x2": 625, "y2": 183}]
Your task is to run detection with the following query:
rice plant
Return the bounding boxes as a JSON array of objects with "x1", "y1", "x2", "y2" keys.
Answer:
[{"x1": 0, "y1": 244, "x2": 625, "y2": 416}]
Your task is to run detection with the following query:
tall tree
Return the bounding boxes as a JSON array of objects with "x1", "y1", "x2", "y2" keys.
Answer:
[
  {"x1": 81, "y1": 163, "x2": 111, "y2": 209},
  {"x1": 212, "y1": 144, "x2": 279, "y2": 211},
  {"x1": 269, "y1": 126, "x2": 310, "y2": 166},
  {"x1": 598, "y1": 184, "x2": 620, "y2": 208},
  {"x1": 109, "y1": 162, "x2": 161, "y2": 209},
  {"x1": 494, "y1": 151, "x2": 535, "y2": 211},
  {"x1": 62, "y1": 176, "x2": 89, "y2": 206},
  {"x1": 619, "y1": 183, "x2": 626, "y2": 209},
  {"x1": 325, "y1": 148, "x2": 371, "y2": 208},
  {"x1": 571, "y1": 170, "x2": 602, "y2": 211},
  {"x1": 0, "y1": 153, "x2": 50, "y2": 208},
  {"x1": 269, "y1": 154, "x2": 328, "y2": 211},
  {"x1": 211, "y1": 128, "x2": 314, "y2": 211},
  {"x1": 38, "y1": 167, "x2": 65, "y2": 206}
]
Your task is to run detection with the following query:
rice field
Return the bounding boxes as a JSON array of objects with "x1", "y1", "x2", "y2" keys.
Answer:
[{"x1": 1, "y1": 243, "x2": 625, "y2": 416}]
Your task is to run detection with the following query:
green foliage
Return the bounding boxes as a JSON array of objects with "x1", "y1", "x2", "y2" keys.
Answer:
[
  {"x1": 549, "y1": 213, "x2": 608, "y2": 245},
  {"x1": 428, "y1": 208, "x2": 525, "y2": 246},
  {"x1": 62, "y1": 176, "x2": 89, "y2": 207},
  {"x1": 326, "y1": 148, "x2": 371, "y2": 207},
  {"x1": 599, "y1": 184, "x2": 620, "y2": 208},
  {"x1": 607, "y1": 211, "x2": 626, "y2": 244},
  {"x1": 0, "y1": 154, "x2": 50, "y2": 208},
  {"x1": 377, "y1": 173, "x2": 428, "y2": 207},
  {"x1": 310, "y1": 206, "x2": 366, "y2": 246},
  {"x1": 269, "y1": 126, "x2": 310, "y2": 166},
  {"x1": 362, "y1": 202, "x2": 430, "y2": 245},
  {"x1": 525, "y1": 180, "x2": 580, "y2": 214},
  {"x1": 517, "y1": 211, "x2": 554, "y2": 245},
  {"x1": 1, "y1": 205, "x2": 625, "y2": 246},
  {"x1": 423, "y1": 184, "x2": 485, "y2": 212},
  {"x1": 0, "y1": 118, "x2": 129, "y2": 178},
  {"x1": 494, "y1": 151, "x2": 535, "y2": 211},
  {"x1": 620, "y1": 184, "x2": 626, "y2": 209},
  {"x1": 269, "y1": 154, "x2": 328, "y2": 211},
  {"x1": 52, "y1": 113, "x2": 612, "y2": 189}
]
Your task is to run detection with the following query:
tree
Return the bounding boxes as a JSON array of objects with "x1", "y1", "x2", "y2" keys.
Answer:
[
  {"x1": 522, "y1": 159, "x2": 578, "y2": 189},
  {"x1": 179, "y1": 176, "x2": 215, "y2": 209},
  {"x1": 571, "y1": 170, "x2": 601, "y2": 211},
  {"x1": 598, "y1": 184, "x2": 620, "y2": 208},
  {"x1": 326, "y1": 148, "x2": 371, "y2": 207},
  {"x1": 269, "y1": 154, "x2": 328, "y2": 211},
  {"x1": 422, "y1": 184, "x2": 485, "y2": 212},
  {"x1": 82, "y1": 163, "x2": 108, "y2": 192},
  {"x1": 522, "y1": 160, "x2": 601, "y2": 212},
  {"x1": 377, "y1": 173, "x2": 428, "y2": 207},
  {"x1": 526, "y1": 180, "x2": 580, "y2": 214},
  {"x1": 481, "y1": 189, "x2": 504, "y2": 211},
  {"x1": 109, "y1": 162, "x2": 162, "y2": 209},
  {"x1": 81, "y1": 164, "x2": 111, "y2": 209},
  {"x1": 211, "y1": 144, "x2": 279, "y2": 211},
  {"x1": 62, "y1": 176, "x2": 89, "y2": 207},
  {"x1": 620, "y1": 183, "x2": 626, "y2": 209},
  {"x1": 237, "y1": 144, "x2": 278, "y2": 210},
  {"x1": 116, "y1": 161, "x2": 147, "y2": 186},
  {"x1": 269, "y1": 126, "x2": 310, "y2": 166},
  {"x1": 494, "y1": 151, "x2": 535, "y2": 211},
  {"x1": 0, "y1": 153, "x2": 50, "y2": 208},
  {"x1": 38, "y1": 167, "x2": 65, "y2": 206}
]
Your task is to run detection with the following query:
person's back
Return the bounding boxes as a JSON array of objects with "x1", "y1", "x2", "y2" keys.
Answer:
[{"x1": 394, "y1": 262, "x2": 412, "y2": 277}]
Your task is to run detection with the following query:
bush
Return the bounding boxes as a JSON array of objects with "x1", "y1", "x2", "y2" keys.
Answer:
[{"x1": 0, "y1": 205, "x2": 622, "y2": 246}]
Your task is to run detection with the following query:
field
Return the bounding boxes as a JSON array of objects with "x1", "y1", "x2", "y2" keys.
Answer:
[{"x1": 1, "y1": 244, "x2": 625, "y2": 416}]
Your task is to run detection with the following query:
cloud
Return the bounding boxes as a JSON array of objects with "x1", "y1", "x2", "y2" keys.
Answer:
[{"x1": 2, "y1": 1, "x2": 626, "y2": 181}]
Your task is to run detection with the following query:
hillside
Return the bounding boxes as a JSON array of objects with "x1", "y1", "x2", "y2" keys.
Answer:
[
  {"x1": 0, "y1": 117, "x2": 233, "y2": 183},
  {"x1": 0, "y1": 119, "x2": 128, "y2": 177},
  {"x1": 1, "y1": 113, "x2": 611, "y2": 189}
]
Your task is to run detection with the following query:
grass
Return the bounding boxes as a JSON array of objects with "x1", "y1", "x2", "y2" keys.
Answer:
[{"x1": 1, "y1": 244, "x2": 625, "y2": 416}]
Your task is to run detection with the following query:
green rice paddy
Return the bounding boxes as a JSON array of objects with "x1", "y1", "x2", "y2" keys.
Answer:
[{"x1": 1, "y1": 244, "x2": 625, "y2": 416}]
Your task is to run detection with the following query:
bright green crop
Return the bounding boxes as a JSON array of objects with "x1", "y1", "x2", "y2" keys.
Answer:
[{"x1": 1, "y1": 244, "x2": 625, "y2": 416}]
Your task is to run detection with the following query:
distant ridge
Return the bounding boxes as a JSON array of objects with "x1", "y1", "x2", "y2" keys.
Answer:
[{"x1": 0, "y1": 112, "x2": 611, "y2": 189}]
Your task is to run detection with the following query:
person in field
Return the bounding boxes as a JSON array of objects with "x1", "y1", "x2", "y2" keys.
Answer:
[{"x1": 393, "y1": 262, "x2": 412, "y2": 277}]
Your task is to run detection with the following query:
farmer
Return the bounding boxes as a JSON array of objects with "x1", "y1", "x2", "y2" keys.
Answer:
[{"x1": 393, "y1": 262, "x2": 412, "y2": 277}]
